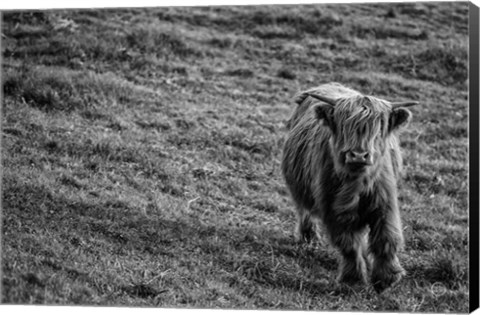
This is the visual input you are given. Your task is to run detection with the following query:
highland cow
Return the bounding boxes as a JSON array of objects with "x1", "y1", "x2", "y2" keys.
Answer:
[{"x1": 282, "y1": 82, "x2": 418, "y2": 293}]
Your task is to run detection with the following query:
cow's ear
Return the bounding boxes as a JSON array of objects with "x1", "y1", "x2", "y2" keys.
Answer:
[
  {"x1": 314, "y1": 104, "x2": 335, "y2": 129},
  {"x1": 389, "y1": 108, "x2": 412, "y2": 132}
]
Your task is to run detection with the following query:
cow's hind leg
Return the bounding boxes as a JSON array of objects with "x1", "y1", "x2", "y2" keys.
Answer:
[
  {"x1": 295, "y1": 207, "x2": 315, "y2": 243},
  {"x1": 330, "y1": 229, "x2": 368, "y2": 284}
]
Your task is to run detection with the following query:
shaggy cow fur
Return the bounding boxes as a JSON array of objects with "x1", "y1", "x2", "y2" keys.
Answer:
[{"x1": 282, "y1": 82, "x2": 417, "y2": 293}]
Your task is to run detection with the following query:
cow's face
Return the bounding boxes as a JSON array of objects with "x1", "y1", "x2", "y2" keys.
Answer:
[{"x1": 313, "y1": 95, "x2": 412, "y2": 175}]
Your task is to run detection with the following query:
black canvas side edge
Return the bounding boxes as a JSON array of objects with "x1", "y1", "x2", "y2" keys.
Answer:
[{"x1": 469, "y1": 1, "x2": 480, "y2": 313}]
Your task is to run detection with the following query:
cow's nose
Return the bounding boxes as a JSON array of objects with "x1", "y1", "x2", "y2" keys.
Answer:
[{"x1": 346, "y1": 150, "x2": 372, "y2": 165}]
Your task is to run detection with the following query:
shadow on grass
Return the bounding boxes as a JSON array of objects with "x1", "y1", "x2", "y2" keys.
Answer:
[{"x1": 3, "y1": 177, "x2": 340, "y2": 303}]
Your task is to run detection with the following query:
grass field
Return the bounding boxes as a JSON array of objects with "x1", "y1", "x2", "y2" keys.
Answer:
[{"x1": 1, "y1": 2, "x2": 470, "y2": 312}]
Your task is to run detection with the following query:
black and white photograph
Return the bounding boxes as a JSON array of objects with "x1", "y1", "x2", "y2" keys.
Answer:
[{"x1": 0, "y1": 0, "x2": 476, "y2": 313}]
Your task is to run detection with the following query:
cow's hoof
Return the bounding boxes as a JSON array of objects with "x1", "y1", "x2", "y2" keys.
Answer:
[
  {"x1": 337, "y1": 260, "x2": 368, "y2": 285},
  {"x1": 295, "y1": 227, "x2": 315, "y2": 244},
  {"x1": 338, "y1": 272, "x2": 366, "y2": 285},
  {"x1": 371, "y1": 267, "x2": 405, "y2": 293}
]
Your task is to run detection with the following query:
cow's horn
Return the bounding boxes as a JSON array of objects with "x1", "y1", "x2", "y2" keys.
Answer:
[
  {"x1": 391, "y1": 101, "x2": 419, "y2": 109},
  {"x1": 307, "y1": 93, "x2": 337, "y2": 106}
]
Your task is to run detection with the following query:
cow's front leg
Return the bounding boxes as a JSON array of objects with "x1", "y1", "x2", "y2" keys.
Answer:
[
  {"x1": 329, "y1": 225, "x2": 369, "y2": 285},
  {"x1": 368, "y1": 205, "x2": 405, "y2": 293}
]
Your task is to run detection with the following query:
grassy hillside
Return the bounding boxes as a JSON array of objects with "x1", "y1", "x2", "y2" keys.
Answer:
[{"x1": 1, "y1": 2, "x2": 469, "y2": 312}]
